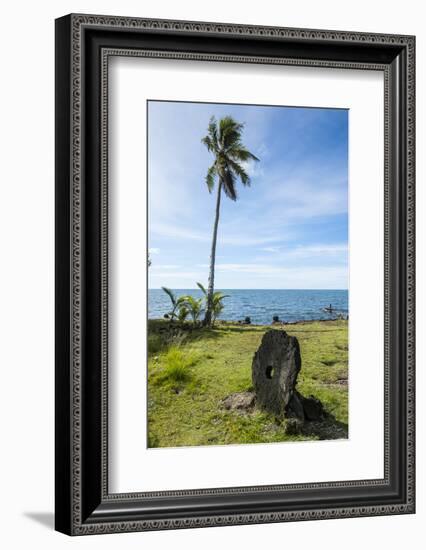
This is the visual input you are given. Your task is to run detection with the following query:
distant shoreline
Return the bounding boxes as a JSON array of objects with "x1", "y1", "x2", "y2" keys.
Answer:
[
  {"x1": 148, "y1": 317, "x2": 348, "y2": 326},
  {"x1": 149, "y1": 289, "x2": 348, "y2": 325}
]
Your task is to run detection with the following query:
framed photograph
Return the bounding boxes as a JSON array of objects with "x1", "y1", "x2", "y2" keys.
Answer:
[{"x1": 55, "y1": 14, "x2": 415, "y2": 535}]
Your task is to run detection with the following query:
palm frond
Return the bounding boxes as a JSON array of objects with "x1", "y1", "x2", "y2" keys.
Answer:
[
  {"x1": 208, "y1": 116, "x2": 218, "y2": 141},
  {"x1": 196, "y1": 282, "x2": 207, "y2": 295},
  {"x1": 201, "y1": 117, "x2": 219, "y2": 153},
  {"x1": 177, "y1": 305, "x2": 189, "y2": 323},
  {"x1": 227, "y1": 158, "x2": 251, "y2": 186},
  {"x1": 183, "y1": 295, "x2": 202, "y2": 308},
  {"x1": 201, "y1": 135, "x2": 215, "y2": 153},
  {"x1": 211, "y1": 292, "x2": 227, "y2": 325},
  {"x1": 212, "y1": 301, "x2": 224, "y2": 322},
  {"x1": 212, "y1": 291, "x2": 229, "y2": 304},
  {"x1": 218, "y1": 116, "x2": 244, "y2": 149},
  {"x1": 228, "y1": 145, "x2": 260, "y2": 163},
  {"x1": 176, "y1": 295, "x2": 189, "y2": 306},
  {"x1": 221, "y1": 168, "x2": 237, "y2": 201},
  {"x1": 181, "y1": 295, "x2": 203, "y2": 323},
  {"x1": 205, "y1": 164, "x2": 217, "y2": 193},
  {"x1": 161, "y1": 286, "x2": 176, "y2": 307}
]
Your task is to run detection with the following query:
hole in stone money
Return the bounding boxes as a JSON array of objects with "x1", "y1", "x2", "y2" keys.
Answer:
[{"x1": 265, "y1": 366, "x2": 275, "y2": 379}]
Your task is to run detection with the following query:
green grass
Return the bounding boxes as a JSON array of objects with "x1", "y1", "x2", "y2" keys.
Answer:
[
  {"x1": 147, "y1": 319, "x2": 348, "y2": 448},
  {"x1": 154, "y1": 345, "x2": 200, "y2": 385}
]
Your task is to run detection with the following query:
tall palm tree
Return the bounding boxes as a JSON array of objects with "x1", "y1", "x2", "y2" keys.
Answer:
[{"x1": 201, "y1": 116, "x2": 259, "y2": 326}]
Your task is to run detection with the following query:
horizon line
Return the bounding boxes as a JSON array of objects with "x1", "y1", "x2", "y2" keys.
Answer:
[{"x1": 148, "y1": 287, "x2": 349, "y2": 291}]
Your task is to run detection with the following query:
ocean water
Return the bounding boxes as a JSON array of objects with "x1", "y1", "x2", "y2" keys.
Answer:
[{"x1": 148, "y1": 289, "x2": 348, "y2": 324}]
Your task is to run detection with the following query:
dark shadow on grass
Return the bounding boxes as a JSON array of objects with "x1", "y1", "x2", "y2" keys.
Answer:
[
  {"x1": 321, "y1": 359, "x2": 338, "y2": 367},
  {"x1": 301, "y1": 413, "x2": 348, "y2": 440},
  {"x1": 148, "y1": 320, "x2": 225, "y2": 351},
  {"x1": 185, "y1": 328, "x2": 225, "y2": 342},
  {"x1": 218, "y1": 325, "x2": 345, "y2": 335},
  {"x1": 148, "y1": 320, "x2": 266, "y2": 347},
  {"x1": 215, "y1": 325, "x2": 267, "y2": 334}
]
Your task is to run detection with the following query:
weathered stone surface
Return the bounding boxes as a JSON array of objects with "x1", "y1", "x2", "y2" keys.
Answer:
[
  {"x1": 252, "y1": 330, "x2": 301, "y2": 417},
  {"x1": 222, "y1": 391, "x2": 256, "y2": 411}
]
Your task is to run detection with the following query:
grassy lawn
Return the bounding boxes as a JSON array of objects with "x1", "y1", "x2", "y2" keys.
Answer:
[{"x1": 147, "y1": 319, "x2": 348, "y2": 448}]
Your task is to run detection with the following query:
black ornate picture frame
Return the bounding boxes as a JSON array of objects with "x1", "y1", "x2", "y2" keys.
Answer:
[{"x1": 55, "y1": 13, "x2": 415, "y2": 535}]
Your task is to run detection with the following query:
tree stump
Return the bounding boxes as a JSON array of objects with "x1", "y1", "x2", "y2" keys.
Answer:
[{"x1": 252, "y1": 330, "x2": 301, "y2": 417}]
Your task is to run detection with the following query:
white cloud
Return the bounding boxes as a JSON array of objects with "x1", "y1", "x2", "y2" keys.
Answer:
[
  {"x1": 261, "y1": 246, "x2": 281, "y2": 253},
  {"x1": 242, "y1": 159, "x2": 264, "y2": 179},
  {"x1": 256, "y1": 142, "x2": 270, "y2": 158},
  {"x1": 288, "y1": 243, "x2": 348, "y2": 257},
  {"x1": 151, "y1": 221, "x2": 291, "y2": 247},
  {"x1": 148, "y1": 247, "x2": 160, "y2": 254},
  {"x1": 215, "y1": 263, "x2": 283, "y2": 275},
  {"x1": 260, "y1": 243, "x2": 348, "y2": 259},
  {"x1": 211, "y1": 264, "x2": 348, "y2": 289},
  {"x1": 150, "y1": 264, "x2": 180, "y2": 270},
  {"x1": 148, "y1": 269, "x2": 206, "y2": 288},
  {"x1": 220, "y1": 234, "x2": 285, "y2": 246},
  {"x1": 150, "y1": 222, "x2": 209, "y2": 242},
  {"x1": 262, "y1": 178, "x2": 348, "y2": 221}
]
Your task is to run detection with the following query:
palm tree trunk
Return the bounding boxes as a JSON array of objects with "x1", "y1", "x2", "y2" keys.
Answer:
[{"x1": 204, "y1": 180, "x2": 222, "y2": 326}]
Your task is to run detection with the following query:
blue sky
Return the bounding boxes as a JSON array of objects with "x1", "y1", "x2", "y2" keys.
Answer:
[{"x1": 148, "y1": 100, "x2": 348, "y2": 289}]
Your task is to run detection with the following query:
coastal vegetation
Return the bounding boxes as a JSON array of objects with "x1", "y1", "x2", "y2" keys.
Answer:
[
  {"x1": 147, "y1": 319, "x2": 348, "y2": 448},
  {"x1": 161, "y1": 284, "x2": 228, "y2": 327}
]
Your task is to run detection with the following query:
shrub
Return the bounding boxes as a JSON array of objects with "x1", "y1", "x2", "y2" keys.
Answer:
[
  {"x1": 167, "y1": 330, "x2": 188, "y2": 348},
  {"x1": 177, "y1": 306, "x2": 189, "y2": 323},
  {"x1": 160, "y1": 346, "x2": 199, "y2": 383},
  {"x1": 148, "y1": 333, "x2": 164, "y2": 355},
  {"x1": 180, "y1": 295, "x2": 203, "y2": 325},
  {"x1": 196, "y1": 282, "x2": 229, "y2": 326},
  {"x1": 161, "y1": 287, "x2": 188, "y2": 322}
]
